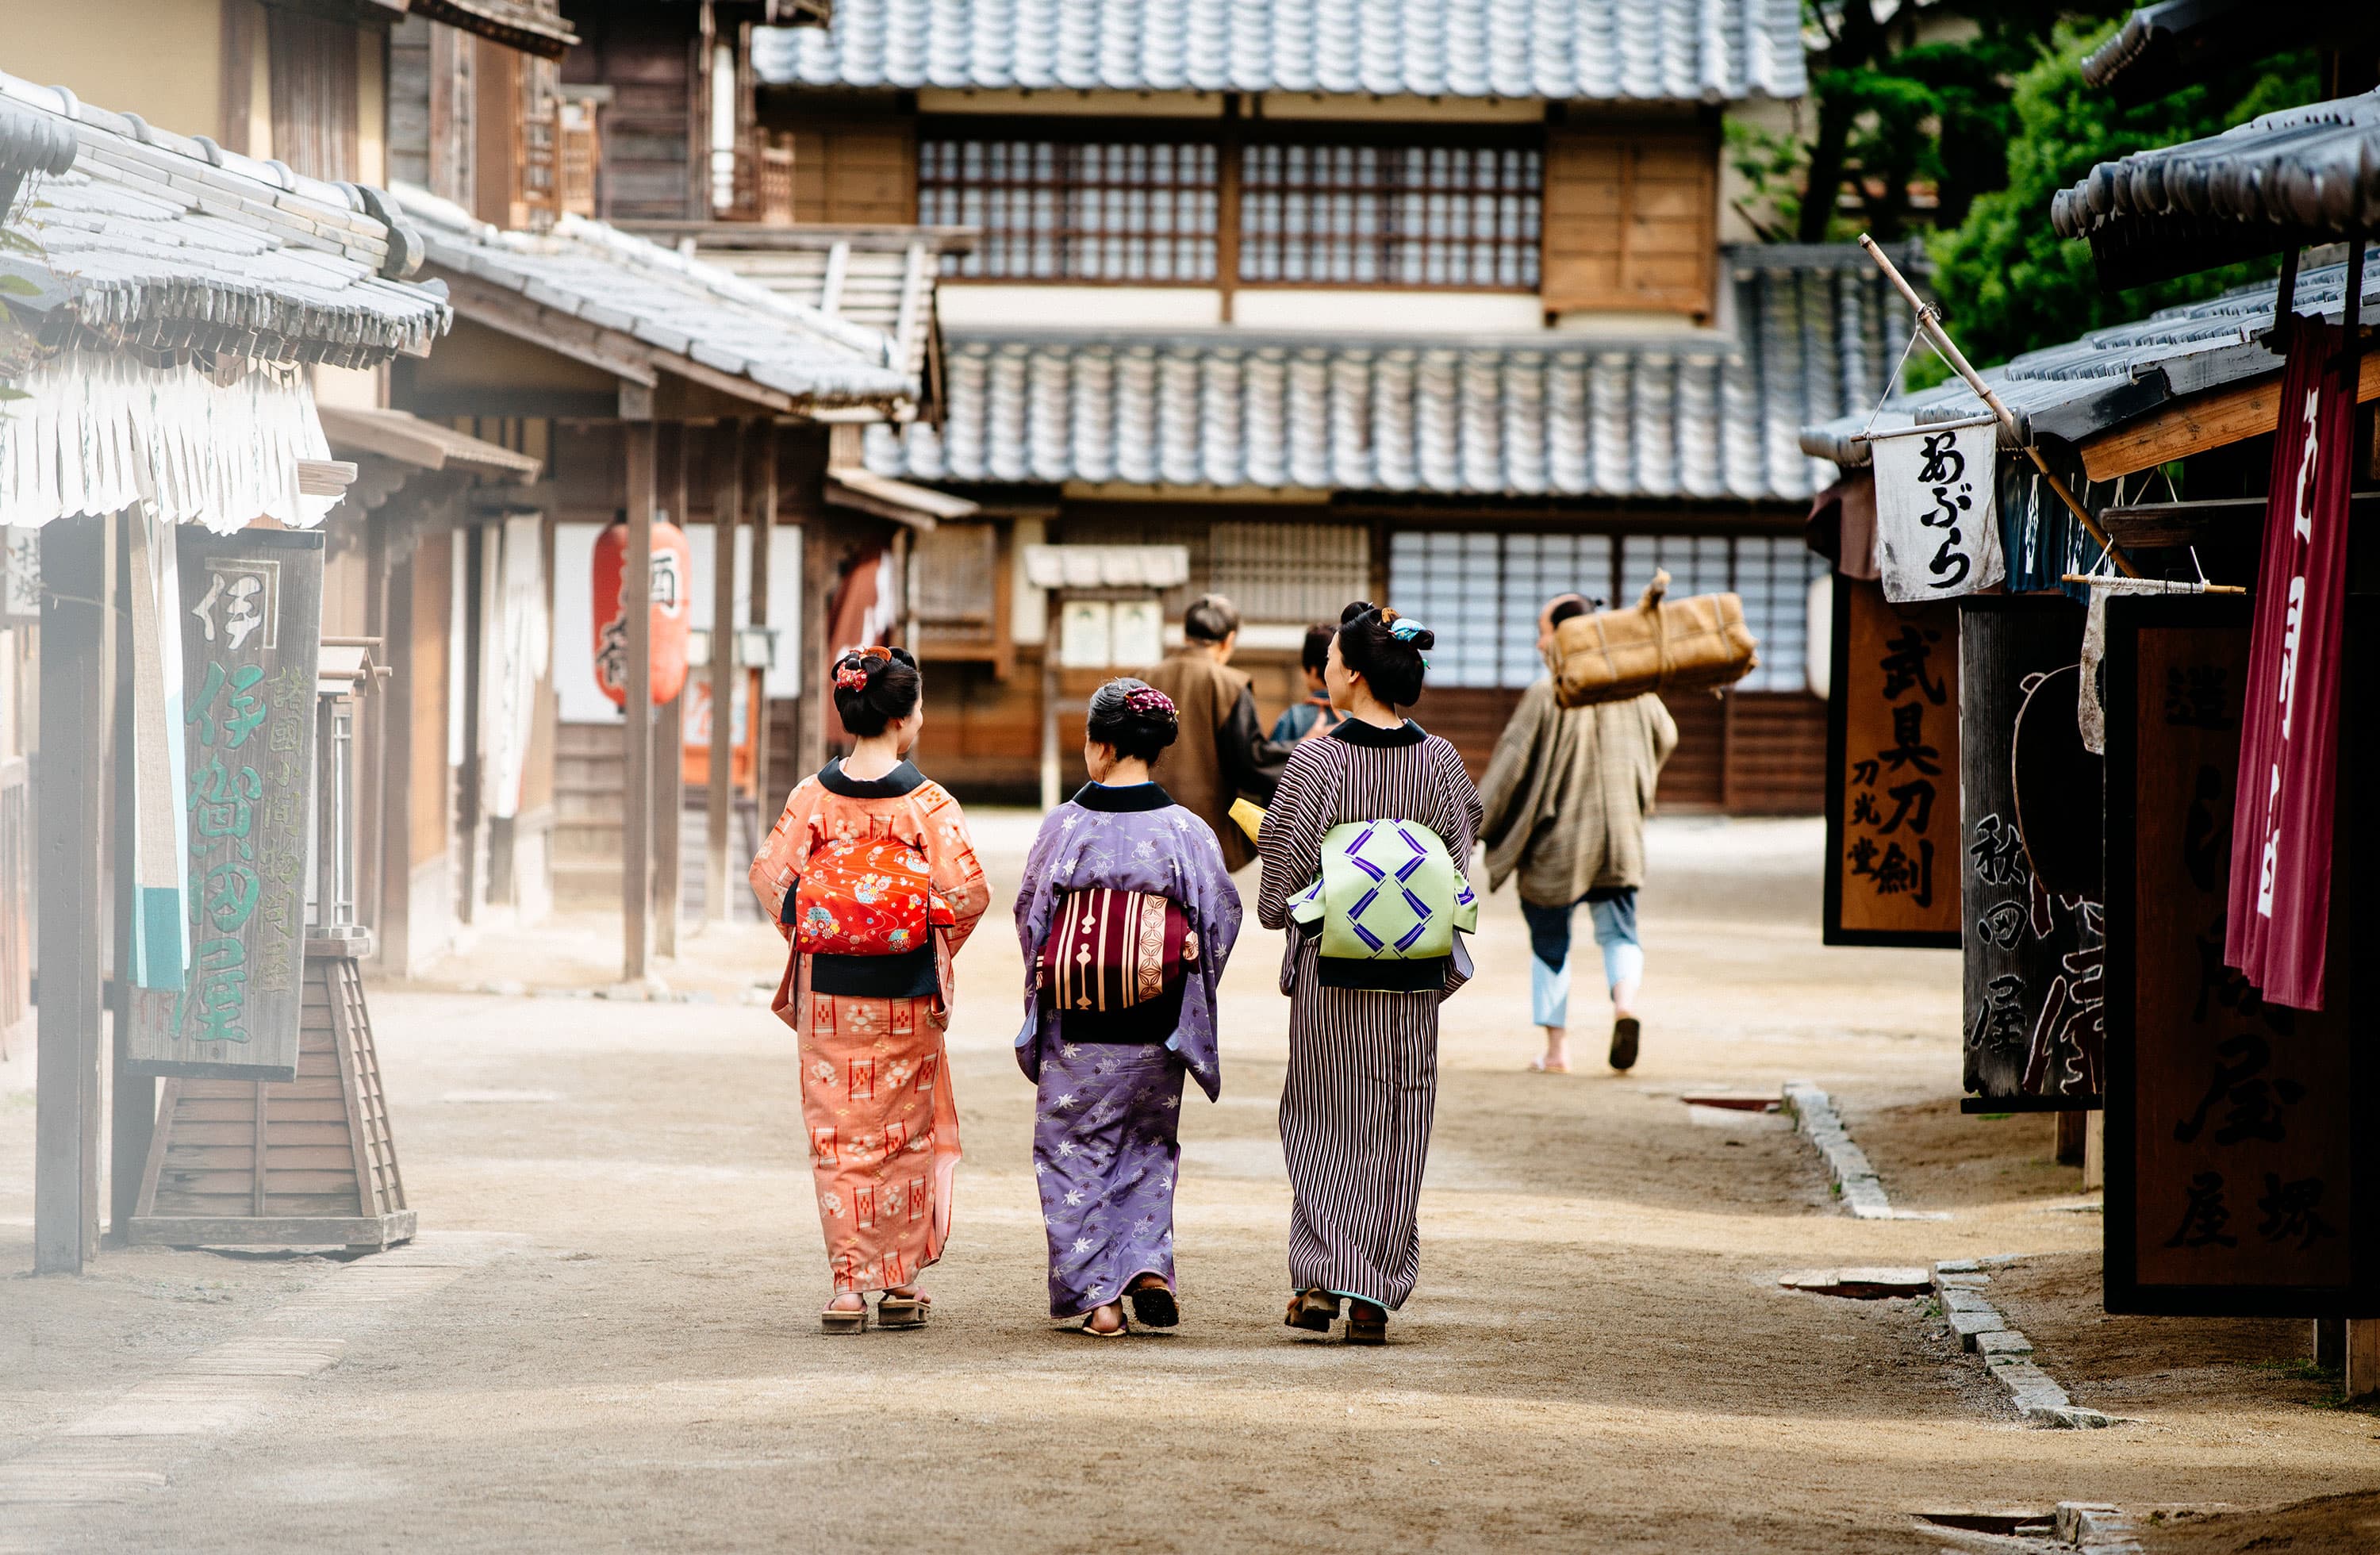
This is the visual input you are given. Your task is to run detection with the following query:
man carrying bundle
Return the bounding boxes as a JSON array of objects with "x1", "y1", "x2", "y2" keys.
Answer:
[{"x1": 1479, "y1": 593, "x2": 1678, "y2": 1074}]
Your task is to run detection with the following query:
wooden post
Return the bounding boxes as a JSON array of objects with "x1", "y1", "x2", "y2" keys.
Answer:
[
  {"x1": 749, "y1": 420, "x2": 776, "y2": 816},
  {"x1": 2316, "y1": 1317, "x2": 2347, "y2": 1370},
  {"x1": 1039, "y1": 589, "x2": 1062, "y2": 812},
  {"x1": 706, "y1": 420, "x2": 741, "y2": 926},
  {"x1": 620, "y1": 407, "x2": 655, "y2": 984},
  {"x1": 2082, "y1": 1110, "x2": 2106, "y2": 1192},
  {"x1": 795, "y1": 519, "x2": 836, "y2": 781},
  {"x1": 108, "y1": 512, "x2": 153, "y2": 1243},
  {"x1": 2054, "y1": 1108, "x2": 2087, "y2": 1168},
  {"x1": 36, "y1": 515, "x2": 107, "y2": 1273},
  {"x1": 654, "y1": 424, "x2": 689, "y2": 961},
  {"x1": 2347, "y1": 1321, "x2": 2380, "y2": 1400}
]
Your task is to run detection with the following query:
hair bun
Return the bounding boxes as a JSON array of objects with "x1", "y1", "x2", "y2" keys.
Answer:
[{"x1": 1404, "y1": 626, "x2": 1436, "y2": 651}]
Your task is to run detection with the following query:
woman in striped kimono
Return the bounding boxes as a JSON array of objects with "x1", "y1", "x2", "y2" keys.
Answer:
[
  {"x1": 1015, "y1": 680, "x2": 1242, "y2": 1336},
  {"x1": 1257, "y1": 604, "x2": 1482, "y2": 1345},
  {"x1": 750, "y1": 647, "x2": 991, "y2": 1333}
]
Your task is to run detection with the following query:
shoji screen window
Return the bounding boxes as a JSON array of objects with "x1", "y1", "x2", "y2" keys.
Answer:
[
  {"x1": 919, "y1": 132, "x2": 1220, "y2": 282},
  {"x1": 1386, "y1": 532, "x2": 1505, "y2": 687},
  {"x1": 1729, "y1": 536, "x2": 1829, "y2": 693},
  {"x1": 1495, "y1": 534, "x2": 1614, "y2": 685},
  {"x1": 1240, "y1": 137, "x2": 1541, "y2": 289}
]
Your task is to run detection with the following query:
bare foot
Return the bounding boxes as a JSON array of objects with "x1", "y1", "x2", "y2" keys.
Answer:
[
  {"x1": 885, "y1": 1285, "x2": 931, "y2": 1305},
  {"x1": 826, "y1": 1292, "x2": 866, "y2": 1314},
  {"x1": 1085, "y1": 1301, "x2": 1126, "y2": 1334},
  {"x1": 1530, "y1": 1047, "x2": 1571, "y2": 1073},
  {"x1": 1127, "y1": 1273, "x2": 1169, "y2": 1294}
]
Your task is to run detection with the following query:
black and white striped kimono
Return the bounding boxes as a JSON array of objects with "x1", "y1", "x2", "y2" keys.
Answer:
[{"x1": 1256, "y1": 717, "x2": 1484, "y2": 1311}]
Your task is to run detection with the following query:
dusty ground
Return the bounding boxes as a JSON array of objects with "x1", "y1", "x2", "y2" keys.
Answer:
[{"x1": 2, "y1": 814, "x2": 2372, "y2": 1552}]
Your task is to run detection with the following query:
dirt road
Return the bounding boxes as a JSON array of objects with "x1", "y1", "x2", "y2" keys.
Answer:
[{"x1": 2, "y1": 816, "x2": 2370, "y2": 1552}]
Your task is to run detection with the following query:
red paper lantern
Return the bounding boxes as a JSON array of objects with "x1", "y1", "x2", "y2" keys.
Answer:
[{"x1": 592, "y1": 517, "x2": 692, "y2": 707}]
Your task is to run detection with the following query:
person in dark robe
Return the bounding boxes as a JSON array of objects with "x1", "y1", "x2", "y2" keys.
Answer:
[
  {"x1": 1015, "y1": 679, "x2": 1242, "y2": 1336},
  {"x1": 1269, "y1": 622, "x2": 1345, "y2": 745},
  {"x1": 1144, "y1": 593, "x2": 1292, "y2": 872}
]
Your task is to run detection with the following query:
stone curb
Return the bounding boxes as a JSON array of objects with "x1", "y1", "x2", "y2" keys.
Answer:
[
  {"x1": 1931, "y1": 1260, "x2": 2121, "y2": 1430},
  {"x1": 1780, "y1": 1081, "x2": 1943, "y2": 1219}
]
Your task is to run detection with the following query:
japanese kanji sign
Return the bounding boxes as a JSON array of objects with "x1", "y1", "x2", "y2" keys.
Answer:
[
  {"x1": 1960, "y1": 597, "x2": 2095, "y2": 1105},
  {"x1": 1871, "y1": 420, "x2": 2004, "y2": 604},
  {"x1": 125, "y1": 528, "x2": 321, "y2": 1081},
  {"x1": 2104, "y1": 595, "x2": 2373, "y2": 1315},
  {"x1": 1825, "y1": 578, "x2": 1960, "y2": 946}
]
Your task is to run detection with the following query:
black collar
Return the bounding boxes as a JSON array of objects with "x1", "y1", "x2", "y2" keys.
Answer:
[
  {"x1": 820, "y1": 758, "x2": 925, "y2": 799},
  {"x1": 1329, "y1": 718, "x2": 1426, "y2": 749},
  {"x1": 1071, "y1": 781, "x2": 1175, "y2": 814}
]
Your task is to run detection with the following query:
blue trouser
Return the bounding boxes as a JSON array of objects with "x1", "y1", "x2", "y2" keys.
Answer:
[{"x1": 1518, "y1": 890, "x2": 1642, "y2": 1030}]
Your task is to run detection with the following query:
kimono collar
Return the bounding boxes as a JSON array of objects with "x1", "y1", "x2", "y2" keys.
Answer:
[
  {"x1": 1072, "y1": 781, "x2": 1175, "y2": 813},
  {"x1": 820, "y1": 758, "x2": 925, "y2": 799},
  {"x1": 1330, "y1": 718, "x2": 1426, "y2": 749}
]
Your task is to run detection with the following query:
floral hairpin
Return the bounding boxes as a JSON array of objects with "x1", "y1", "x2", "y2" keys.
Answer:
[
  {"x1": 1122, "y1": 685, "x2": 1177, "y2": 719},
  {"x1": 833, "y1": 662, "x2": 870, "y2": 692}
]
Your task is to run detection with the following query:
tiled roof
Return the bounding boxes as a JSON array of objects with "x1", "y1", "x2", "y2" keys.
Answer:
[
  {"x1": 0, "y1": 74, "x2": 449, "y2": 367},
  {"x1": 395, "y1": 187, "x2": 922, "y2": 413},
  {"x1": 2050, "y1": 88, "x2": 2380, "y2": 289},
  {"x1": 864, "y1": 245, "x2": 1914, "y2": 504},
  {"x1": 2079, "y1": 0, "x2": 2350, "y2": 107},
  {"x1": 754, "y1": 0, "x2": 1807, "y2": 102},
  {"x1": 1798, "y1": 254, "x2": 2380, "y2": 466}
]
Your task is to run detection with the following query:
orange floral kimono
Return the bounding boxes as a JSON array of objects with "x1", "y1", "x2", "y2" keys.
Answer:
[{"x1": 750, "y1": 758, "x2": 990, "y2": 1293}]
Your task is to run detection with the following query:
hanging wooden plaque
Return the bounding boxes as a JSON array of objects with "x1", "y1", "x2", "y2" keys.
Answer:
[
  {"x1": 1959, "y1": 596, "x2": 2095, "y2": 1108},
  {"x1": 125, "y1": 529, "x2": 323, "y2": 1081},
  {"x1": 1824, "y1": 577, "x2": 1960, "y2": 946},
  {"x1": 2104, "y1": 594, "x2": 2376, "y2": 1316}
]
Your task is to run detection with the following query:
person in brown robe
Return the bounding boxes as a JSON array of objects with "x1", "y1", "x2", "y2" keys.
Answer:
[{"x1": 1143, "y1": 593, "x2": 1291, "y2": 872}]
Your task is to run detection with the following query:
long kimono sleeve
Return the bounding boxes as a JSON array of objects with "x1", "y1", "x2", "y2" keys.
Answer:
[
  {"x1": 1011, "y1": 811, "x2": 1071, "y2": 1081},
  {"x1": 1430, "y1": 737, "x2": 1488, "y2": 999},
  {"x1": 1173, "y1": 812, "x2": 1243, "y2": 1100},
  {"x1": 748, "y1": 779, "x2": 825, "y2": 939},
  {"x1": 922, "y1": 792, "x2": 992, "y2": 954},
  {"x1": 1256, "y1": 742, "x2": 1332, "y2": 931}
]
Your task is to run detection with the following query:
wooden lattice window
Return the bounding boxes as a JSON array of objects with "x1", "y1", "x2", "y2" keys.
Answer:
[
  {"x1": 1239, "y1": 140, "x2": 1541, "y2": 290},
  {"x1": 919, "y1": 135, "x2": 1220, "y2": 282},
  {"x1": 1207, "y1": 522, "x2": 1371, "y2": 624}
]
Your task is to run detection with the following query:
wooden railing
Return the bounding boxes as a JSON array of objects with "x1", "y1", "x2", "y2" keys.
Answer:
[{"x1": 759, "y1": 141, "x2": 795, "y2": 225}]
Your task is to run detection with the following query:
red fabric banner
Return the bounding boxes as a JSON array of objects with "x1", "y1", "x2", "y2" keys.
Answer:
[{"x1": 2225, "y1": 317, "x2": 2353, "y2": 1011}]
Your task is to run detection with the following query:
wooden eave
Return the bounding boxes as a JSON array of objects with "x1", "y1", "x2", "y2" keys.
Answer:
[{"x1": 2079, "y1": 351, "x2": 2380, "y2": 481}]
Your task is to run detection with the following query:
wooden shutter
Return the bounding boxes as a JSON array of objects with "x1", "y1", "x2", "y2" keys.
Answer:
[
  {"x1": 267, "y1": 9, "x2": 360, "y2": 182},
  {"x1": 788, "y1": 122, "x2": 917, "y2": 225},
  {"x1": 1541, "y1": 125, "x2": 1715, "y2": 318}
]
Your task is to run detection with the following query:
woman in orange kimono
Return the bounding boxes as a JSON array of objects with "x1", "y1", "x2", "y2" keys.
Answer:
[{"x1": 750, "y1": 647, "x2": 990, "y2": 1332}]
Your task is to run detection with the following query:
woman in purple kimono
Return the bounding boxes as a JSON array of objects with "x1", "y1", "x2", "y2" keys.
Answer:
[{"x1": 1015, "y1": 679, "x2": 1242, "y2": 1336}]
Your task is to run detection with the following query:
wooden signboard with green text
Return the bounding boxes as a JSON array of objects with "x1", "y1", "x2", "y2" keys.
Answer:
[
  {"x1": 2104, "y1": 594, "x2": 2378, "y2": 1316},
  {"x1": 125, "y1": 529, "x2": 323, "y2": 1082},
  {"x1": 1824, "y1": 577, "x2": 1960, "y2": 947}
]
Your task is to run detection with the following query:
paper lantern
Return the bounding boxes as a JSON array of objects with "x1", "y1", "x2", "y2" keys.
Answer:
[{"x1": 592, "y1": 517, "x2": 692, "y2": 707}]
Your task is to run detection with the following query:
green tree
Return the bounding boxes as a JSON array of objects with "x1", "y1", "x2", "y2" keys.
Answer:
[{"x1": 1926, "y1": 25, "x2": 2320, "y2": 371}]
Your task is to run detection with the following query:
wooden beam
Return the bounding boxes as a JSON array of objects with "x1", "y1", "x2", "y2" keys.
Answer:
[
  {"x1": 36, "y1": 516, "x2": 107, "y2": 1274},
  {"x1": 622, "y1": 420, "x2": 655, "y2": 985},
  {"x1": 707, "y1": 420, "x2": 741, "y2": 926},
  {"x1": 2081, "y1": 351, "x2": 2380, "y2": 482}
]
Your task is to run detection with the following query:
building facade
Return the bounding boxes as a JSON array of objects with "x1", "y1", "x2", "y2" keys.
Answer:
[{"x1": 691, "y1": 0, "x2": 1899, "y2": 808}]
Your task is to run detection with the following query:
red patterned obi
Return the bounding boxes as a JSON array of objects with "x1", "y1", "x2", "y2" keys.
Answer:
[{"x1": 793, "y1": 837, "x2": 957, "y2": 958}]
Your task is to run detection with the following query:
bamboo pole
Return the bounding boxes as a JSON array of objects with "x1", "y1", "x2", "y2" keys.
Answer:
[{"x1": 1860, "y1": 234, "x2": 2142, "y2": 579}]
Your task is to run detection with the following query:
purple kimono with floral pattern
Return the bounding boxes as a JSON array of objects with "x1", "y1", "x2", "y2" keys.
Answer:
[{"x1": 1014, "y1": 782, "x2": 1242, "y2": 1317}]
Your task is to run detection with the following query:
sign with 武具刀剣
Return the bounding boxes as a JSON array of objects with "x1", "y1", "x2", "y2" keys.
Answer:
[
  {"x1": 1823, "y1": 577, "x2": 1960, "y2": 948},
  {"x1": 125, "y1": 529, "x2": 322, "y2": 1081}
]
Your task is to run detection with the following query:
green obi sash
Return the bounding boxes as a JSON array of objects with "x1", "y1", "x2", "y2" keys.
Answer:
[{"x1": 1288, "y1": 819, "x2": 1478, "y2": 961}]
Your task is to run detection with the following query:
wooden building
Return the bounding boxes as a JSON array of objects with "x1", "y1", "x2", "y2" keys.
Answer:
[{"x1": 651, "y1": 0, "x2": 1883, "y2": 808}]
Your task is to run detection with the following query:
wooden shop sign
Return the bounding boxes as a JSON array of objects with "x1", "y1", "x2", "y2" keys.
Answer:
[
  {"x1": 128, "y1": 529, "x2": 323, "y2": 1081},
  {"x1": 1824, "y1": 577, "x2": 1960, "y2": 947},
  {"x1": 1959, "y1": 597, "x2": 2097, "y2": 1108},
  {"x1": 2103, "y1": 594, "x2": 2377, "y2": 1316}
]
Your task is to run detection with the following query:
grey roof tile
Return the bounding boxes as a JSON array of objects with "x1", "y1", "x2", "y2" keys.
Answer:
[
  {"x1": 2051, "y1": 88, "x2": 2380, "y2": 289},
  {"x1": 869, "y1": 245, "x2": 1903, "y2": 502},
  {"x1": 0, "y1": 73, "x2": 447, "y2": 367},
  {"x1": 1799, "y1": 255, "x2": 2379, "y2": 465},
  {"x1": 754, "y1": 0, "x2": 1807, "y2": 102},
  {"x1": 393, "y1": 185, "x2": 919, "y2": 410}
]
